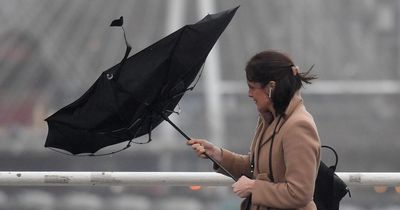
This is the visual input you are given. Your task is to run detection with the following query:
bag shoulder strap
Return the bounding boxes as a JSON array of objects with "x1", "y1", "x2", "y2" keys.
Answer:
[
  {"x1": 321, "y1": 145, "x2": 338, "y2": 171},
  {"x1": 268, "y1": 116, "x2": 283, "y2": 182}
]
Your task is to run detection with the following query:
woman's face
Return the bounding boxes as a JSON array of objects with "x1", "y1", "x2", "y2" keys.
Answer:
[{"x1": 247, "y1": 81, "x2": 273, "y2": 114}]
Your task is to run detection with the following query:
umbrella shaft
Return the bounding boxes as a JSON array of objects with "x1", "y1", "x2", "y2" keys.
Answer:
[
  {"x1": 160, "y1": 114, "x2": 191, "y2": 140},
  {"x1": 160, "y1": 114, "x2": 237, "y2": 181},
  {"x1": 203, "y1": 152, "x2": 237, "y2": 181}
]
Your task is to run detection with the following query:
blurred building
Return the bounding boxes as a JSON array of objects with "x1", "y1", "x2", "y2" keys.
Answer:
[{"x1": 0, "y1": 0, "x2": 400, "y2": 209}]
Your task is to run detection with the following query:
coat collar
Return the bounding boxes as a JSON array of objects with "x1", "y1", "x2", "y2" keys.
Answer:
[
  {"x1": 260, "y1": 91, "x2": 303, "y2": 129},
  {"x1": 257, "y1": 91, "x2": 304, "y2": 143},
  {"x1": 282, "y1": 91, "x2": 303, "y2": 121}
]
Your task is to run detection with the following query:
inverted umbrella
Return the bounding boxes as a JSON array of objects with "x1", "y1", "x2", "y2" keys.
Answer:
[{"x1": 45, "y1": 7, "x2": 239, "y2": 180}]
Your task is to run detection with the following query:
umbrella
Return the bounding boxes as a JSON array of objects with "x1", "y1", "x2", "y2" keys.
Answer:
[{"x1": 45, "y1": 7, "x2": 239, "y2": 179}]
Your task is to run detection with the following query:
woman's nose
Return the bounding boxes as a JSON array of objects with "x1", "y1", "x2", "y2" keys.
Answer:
[{"x1": 248, "y1": 89, "x2": 252, "y2": 98}]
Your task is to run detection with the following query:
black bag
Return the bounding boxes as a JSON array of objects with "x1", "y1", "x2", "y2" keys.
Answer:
[
  {"x1": 313, "y1": 145, "x2": 350, "y2": 210},
  {"x1": 268, "y1": 139, "x2": 350, "y2": 210},
  {"x1": 242, "y1": 196, "x2": 251, "y2": 210}
]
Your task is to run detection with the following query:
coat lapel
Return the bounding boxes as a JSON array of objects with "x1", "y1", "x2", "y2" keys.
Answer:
[{"x1": 252, "y1": 92, "x2": 304, "y2": 175}]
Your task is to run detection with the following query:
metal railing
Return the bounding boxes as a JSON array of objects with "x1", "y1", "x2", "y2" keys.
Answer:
[{"x1": 0, "y1": 172, "x2": 399, "y2": 187}]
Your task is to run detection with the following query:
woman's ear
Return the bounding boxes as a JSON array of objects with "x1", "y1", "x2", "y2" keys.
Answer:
[
  {"x1": 268, "y1": 81, "x2": 276, "y2": 89},
  {"x1": 265, "y1": 81, "x2": 276, "y2": 98}
]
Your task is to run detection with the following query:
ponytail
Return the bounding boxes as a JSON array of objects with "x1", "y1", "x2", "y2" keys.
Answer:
[{"x1": 297, "y1": 64, "x2": 318, "y2": 86}]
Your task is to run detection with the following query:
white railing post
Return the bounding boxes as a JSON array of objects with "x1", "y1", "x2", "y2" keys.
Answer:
[{"x1": 198, "y1": 0, "x2": 225, "y2": 146}]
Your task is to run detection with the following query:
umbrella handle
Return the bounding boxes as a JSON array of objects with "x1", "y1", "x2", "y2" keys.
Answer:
[{"x1": 160, "y1": 114, "x2": 237, "y2": 181}]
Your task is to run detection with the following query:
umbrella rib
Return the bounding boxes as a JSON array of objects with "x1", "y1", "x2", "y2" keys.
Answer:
[
  {"x1": 47, "y1": 145, "x2": 129, "y2": 157},
  {"x1": 87, "y1": 144, "x2": 132, "y2": 156},
  {"x1": 164, "y1": 103, "x2": 181, "y2": 115},
  {"x1": 185, "y1": 61, "x2": 206, "y2": 91},
  {"x1": 160, "y1": 62, "x2": 205, "y2": 108},
  {"x1": 128, "y1": 114, "x2": 152, "y2": 144},
  {"x1": 99, "y1": 113, "x2": 152, "y2": 144}
]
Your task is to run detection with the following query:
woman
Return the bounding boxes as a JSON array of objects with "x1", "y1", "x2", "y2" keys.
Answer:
[{"x1": 187, "y1": 50, "x2": 321, "y2": 210}]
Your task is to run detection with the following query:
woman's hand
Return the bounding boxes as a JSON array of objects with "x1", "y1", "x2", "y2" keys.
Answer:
[
  {"x1": 232, "y1": 175, "x2": 255, "y2": 198},
  {"x1": 186, "y1": 139, "x2": 222, "y2": 162}
]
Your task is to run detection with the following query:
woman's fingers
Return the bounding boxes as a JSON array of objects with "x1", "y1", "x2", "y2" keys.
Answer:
[
  {"x1": 187, "y1": 139, "x2": 204, "y2": 147},
  {"x1": 187, "y1": 139, "x2": 218, "y2": 159},
  {"x1": 186, "y1": 139, "x2": 196, "y2": 145},
  {"x1": 190, "y1": 143, "x2": 207, "y2": 158},
  {"x1": 231, "y1": 176, "x2": 254, "y2": 198},
  {"x1": 191, "y1": 143, "x2": 202, "y2": 151}
]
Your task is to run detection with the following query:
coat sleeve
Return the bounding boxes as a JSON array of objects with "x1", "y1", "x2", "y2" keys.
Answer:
[
  {"x1": 213, "y1": 148, "x2": 252, "y2": 179},
  {"x1": 213, "y1": 118, "x2": 261, "y2": 179},
  {"x1": 251, "y1": 119, "x2": 321, "y2": 209}
]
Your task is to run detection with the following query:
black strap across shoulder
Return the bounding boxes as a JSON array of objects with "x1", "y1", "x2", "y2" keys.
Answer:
[{"x1": 268, "y1": 116, "x2": 282, "y2": 182}]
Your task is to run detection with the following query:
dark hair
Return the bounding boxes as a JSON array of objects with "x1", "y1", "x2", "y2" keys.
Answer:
[{"x1": 245, "y1": 50, "x2": 317, "y2": 116}]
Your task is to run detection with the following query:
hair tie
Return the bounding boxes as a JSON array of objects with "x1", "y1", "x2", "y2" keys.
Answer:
[{"x1": 291, "y1": 65, "x2": 299, "y2": 76}]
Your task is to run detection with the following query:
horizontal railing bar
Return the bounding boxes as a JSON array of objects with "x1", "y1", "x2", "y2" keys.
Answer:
[
  {"x1": 338, "y1": 172, "x2": 400, "y2": 186},
  {"x1": 0, "y1": 172, "x2": 400, "y2": 187},
  {"x1": 220, "y1": 80, "x2": 400, "y2": 95},
  {"x1": 0, "y1": 172, "x2": 229, "y2": 186}
]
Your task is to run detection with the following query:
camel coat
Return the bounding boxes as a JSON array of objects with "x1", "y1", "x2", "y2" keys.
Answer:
[{"x1": 216, "y1": 93, "x2": 320, "y2": 210}]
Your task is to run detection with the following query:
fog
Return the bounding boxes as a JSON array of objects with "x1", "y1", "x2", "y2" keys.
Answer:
[{"x1": 0, "y1": 0, "x2": 399, "y2": 209}]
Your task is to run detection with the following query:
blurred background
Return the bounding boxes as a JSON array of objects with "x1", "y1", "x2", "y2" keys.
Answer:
[{"x1": 1, "y1": 0, "x2": 400, "y2": 209}]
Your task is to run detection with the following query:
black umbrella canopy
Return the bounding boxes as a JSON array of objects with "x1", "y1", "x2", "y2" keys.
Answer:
[{"x1": 45, "y1": 7, "x2": 239, "y2": 155}]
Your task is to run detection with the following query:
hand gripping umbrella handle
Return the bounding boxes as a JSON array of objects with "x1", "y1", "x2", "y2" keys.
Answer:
[{"x1": 160, "y1": 114, "x2": 237, "y2": 181}]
